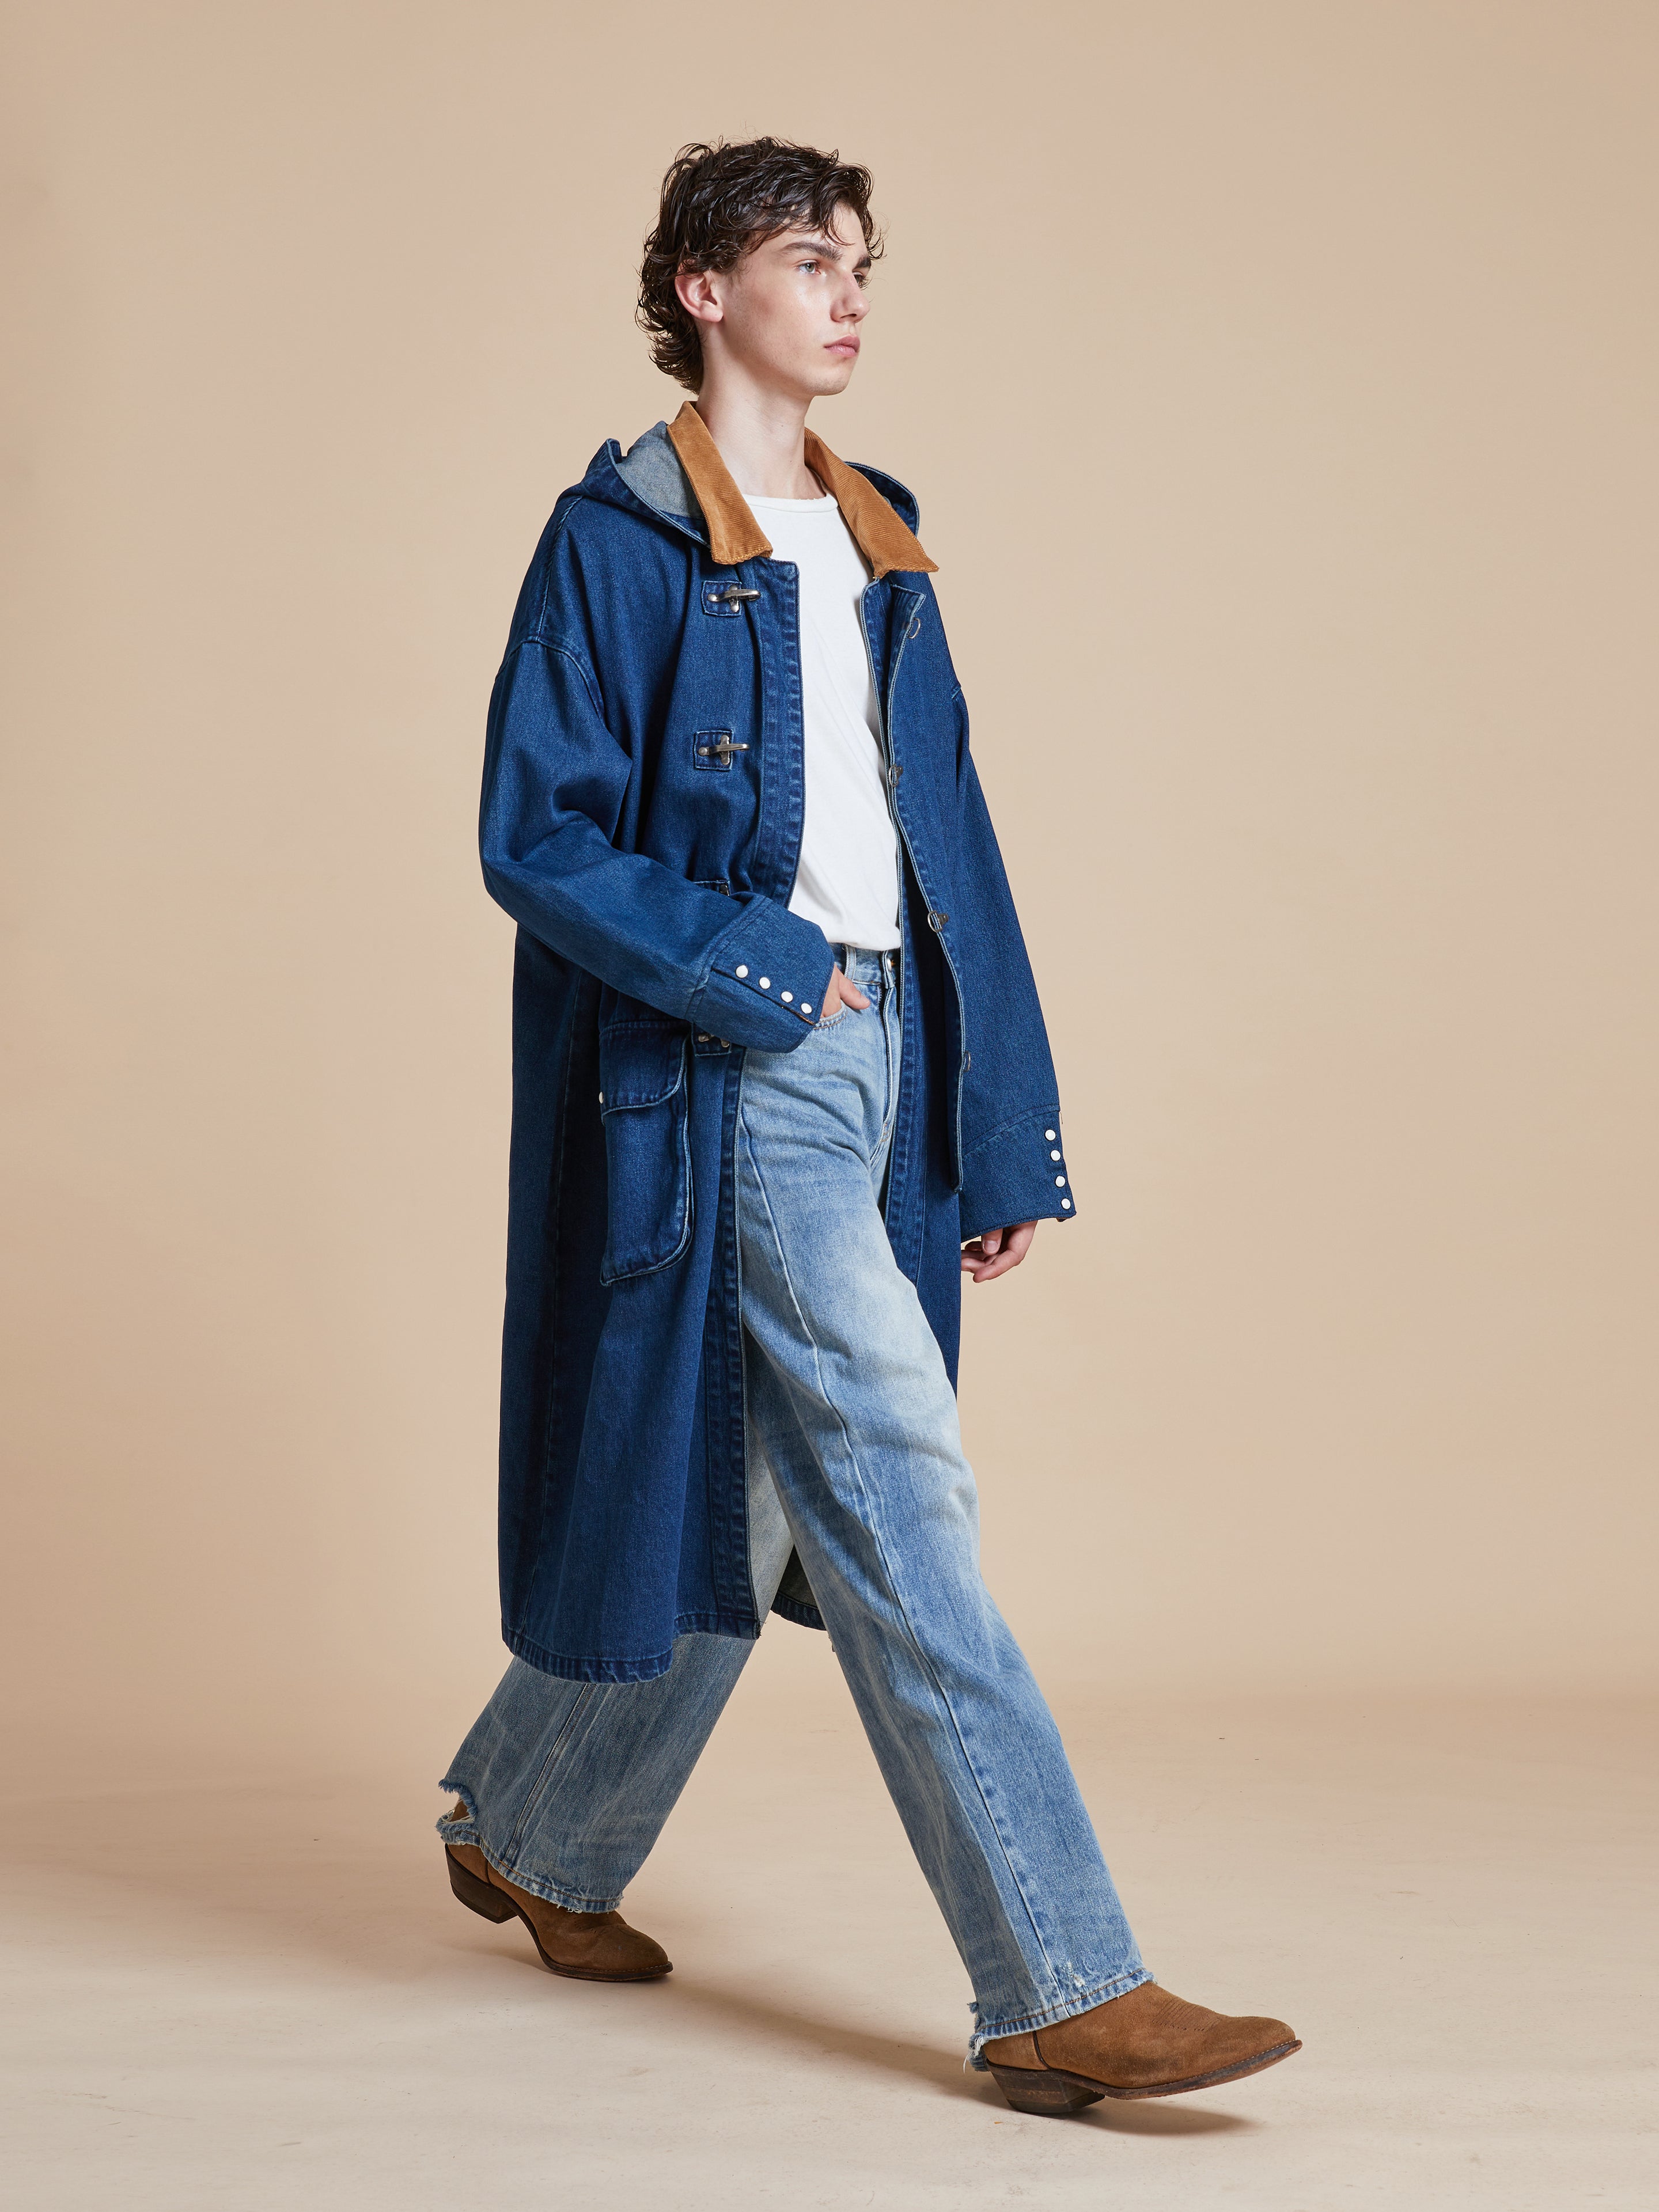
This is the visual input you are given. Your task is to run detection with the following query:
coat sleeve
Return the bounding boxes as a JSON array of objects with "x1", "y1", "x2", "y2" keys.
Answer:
[
  {"x1": 948, "y1": 688, "x2": 1078, "y2": 1240},
  {"x1": 480, "y1": 636, "x2": 835, "y2": 1050}
]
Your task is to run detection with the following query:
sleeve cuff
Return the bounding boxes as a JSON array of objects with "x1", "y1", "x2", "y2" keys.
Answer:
[
  {"x1": 957, "y1": 1106, "x2": 1076, "y2": 1242},
  {"x1": 690, "y1": 898, "x2": 836, "y2": 1052}
]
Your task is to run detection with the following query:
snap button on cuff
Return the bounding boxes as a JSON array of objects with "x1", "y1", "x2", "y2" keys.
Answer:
[{"x1": 735, "y1": 964, "x2": 749, "y2": 978}]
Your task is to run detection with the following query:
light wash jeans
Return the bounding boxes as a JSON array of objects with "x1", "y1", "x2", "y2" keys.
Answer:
[{"x1": 441, "y1": 947, "x2": 1148, "y2": 2061}]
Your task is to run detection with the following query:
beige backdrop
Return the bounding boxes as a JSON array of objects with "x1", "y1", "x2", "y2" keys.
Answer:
[{"x1": 5, "y1": 1, "x2": 1656, "y2": 1789}]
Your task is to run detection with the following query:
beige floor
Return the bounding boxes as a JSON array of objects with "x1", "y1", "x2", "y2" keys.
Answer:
[{"x1": 7, "y1": 1681, "x2": 1653, "y2": 2210}]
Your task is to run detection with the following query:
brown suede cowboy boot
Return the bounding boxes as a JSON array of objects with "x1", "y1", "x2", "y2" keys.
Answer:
[
  {"x1": 444, "y1": 1815, "x2": 671, "y2": 1983},
  {"x1": 983, "y1": 1980, "x2": 1300, "y2": 2113}
]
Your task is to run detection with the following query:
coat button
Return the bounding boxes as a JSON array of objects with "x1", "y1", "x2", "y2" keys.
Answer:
[
  {"x1": 736, "y1": 964, "x2": 749, "y2": 978},
  {"x1": 759, "y1": 976, "x2": 771, "y2": 989},
  {"x1": 1051, "y1": 1148, "x2": 1062, "y2": 1160},
  {"x1": 1055, "y1": 1175, "x2": 1066, "y2": 1187},
  {"x1": 781, "y1": 991, "x2": 793, "y2": 1002},
  {"x1": 1045, "y1": 1128, "x2": 1056, "y2": 1140}
]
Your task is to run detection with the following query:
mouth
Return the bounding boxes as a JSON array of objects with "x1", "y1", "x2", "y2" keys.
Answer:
[{"x1": 825, "y1": 337, "x2": 861, "y2": 359}]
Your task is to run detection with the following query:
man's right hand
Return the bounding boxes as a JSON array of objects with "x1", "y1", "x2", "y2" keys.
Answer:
[{"x1": 817, "y1": 963, "x2": 872, "y2": 1023}]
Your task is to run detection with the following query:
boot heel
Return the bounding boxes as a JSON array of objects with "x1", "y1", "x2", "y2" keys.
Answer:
[
  {"x1": 988, "y1": 2063, "x2": 1104, "y2": 2116},
  {"x1": 447, "y1": 1847, "x2": 517, "y2": 1924}
]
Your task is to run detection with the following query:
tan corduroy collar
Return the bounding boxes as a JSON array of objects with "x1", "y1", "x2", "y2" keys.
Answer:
[{"x1": 665, "y1": 400, "x2": 937, "y2": 579}]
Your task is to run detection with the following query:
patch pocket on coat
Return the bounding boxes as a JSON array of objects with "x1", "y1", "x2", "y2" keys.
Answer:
[{"x1": 597, "y1": 1024, "x2": 693, "y2": 1285}]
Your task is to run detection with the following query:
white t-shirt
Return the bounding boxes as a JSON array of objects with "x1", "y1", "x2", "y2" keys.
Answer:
[{"x1": 748, "y1": 492, "x2": 902, "y2": 953}]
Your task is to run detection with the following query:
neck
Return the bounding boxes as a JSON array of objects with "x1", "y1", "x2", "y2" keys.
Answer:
[{"x1": 692, "y1": 371, "x2": 822, "y2": 500}]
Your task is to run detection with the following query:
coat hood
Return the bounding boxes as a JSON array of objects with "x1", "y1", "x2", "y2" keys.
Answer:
[{"x1": 586, "y1": 401, "x2": 937, "y2": 579}]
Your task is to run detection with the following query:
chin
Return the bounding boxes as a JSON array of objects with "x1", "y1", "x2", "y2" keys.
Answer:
[{"x1": 808, "y1": 360, "x2": 858, "y2": 397}]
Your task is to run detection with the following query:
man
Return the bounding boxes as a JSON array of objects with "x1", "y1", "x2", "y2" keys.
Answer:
[{"x1": 440, "y1": 138, "x2": 1300, "y2": 2115}]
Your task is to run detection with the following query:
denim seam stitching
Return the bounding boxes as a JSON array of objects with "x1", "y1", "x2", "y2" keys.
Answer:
[
  {"x1": 503, "y1": 1624, "x2": 677, "y2": 1681},
  {"x1": 525, "y1": 636, "x2": 607, "y2": 726},
  {"x1": 861, "y1": 988, "x2": 900, "y2": 1171},
  {"x1": 527, "y1": 495, "x2": 586, "y2": 636},
  {"x1": 968, "y1": 1966, "x2": 1154, "y2": 2066},
  {"x1": 597, "y1": 1037, "x2": 695, "y2": 1284},
  {"x1": 959, "y1": 1105, "x2": 1063, "y2": 1164},
  {"x1": 685, "y1": 899, "x2": 806, "y2": 1037},
  {"x1": 871, "y1": 959, "x2": 900, "y2": 1167},
  {"x1": 471, "y1": 1833, "x2": 624, "y2": 1918},
  {"x1": 504, "y1": 1681, "x2": 597, "y2": 1860}
]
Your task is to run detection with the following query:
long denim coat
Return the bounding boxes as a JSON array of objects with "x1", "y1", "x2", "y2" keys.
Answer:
[{"x1": 481, "y1": 402, "x2": 1075, "y2": 1682}]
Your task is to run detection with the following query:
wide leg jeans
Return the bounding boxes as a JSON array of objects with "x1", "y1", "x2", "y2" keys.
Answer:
[{"x1": 441, "y1": 947, "x2": 1148, "y2": 2059}]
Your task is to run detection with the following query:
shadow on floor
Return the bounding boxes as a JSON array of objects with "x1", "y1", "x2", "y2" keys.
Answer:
[
  {"x1": 437, "y1": 1911, "x2": 1255, "y2": 2128},
  {"x1": 6, "y1": 1775, "x2": 1257, "y2": 2132}
]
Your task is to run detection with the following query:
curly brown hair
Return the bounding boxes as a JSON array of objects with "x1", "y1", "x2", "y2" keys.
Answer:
[{"x1": 638, "y1": 138, "x2": 883, "y2": 392}]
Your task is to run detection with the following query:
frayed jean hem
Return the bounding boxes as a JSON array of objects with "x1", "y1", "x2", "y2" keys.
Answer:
[
  {"x1": 965, "y1": 1965, "x2": 1154, "y2": 2071},
  {"x1": 435, "y1": 1784, "x2": 626, "y2": 1916}
]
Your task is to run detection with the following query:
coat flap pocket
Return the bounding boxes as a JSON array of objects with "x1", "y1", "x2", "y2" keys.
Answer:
[
  {"x1": 596, "y1": 1022, "x2": 693, "y2": 1286},
  {"x1": 599, "y1": 1023, "x2": 687, "y2": 1111}
]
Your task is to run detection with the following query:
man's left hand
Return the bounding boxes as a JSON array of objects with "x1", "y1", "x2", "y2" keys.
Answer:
[{"x1": 960, "y1": 1221, "x2": 1038, "y2": 1284}]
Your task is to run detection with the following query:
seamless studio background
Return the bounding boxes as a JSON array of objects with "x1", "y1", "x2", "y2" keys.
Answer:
[
  {"x1": 5, "y1": 0, "x2": 1654, "y2": 1776},
  {"x1": 2, "y1": 7, "x2": 1656, "y2": 2207}
]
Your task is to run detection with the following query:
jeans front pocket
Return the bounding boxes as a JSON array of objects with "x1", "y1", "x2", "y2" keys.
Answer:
[{"x1": 597, "y1": 1022, "x2": 693, "y2": 1284}]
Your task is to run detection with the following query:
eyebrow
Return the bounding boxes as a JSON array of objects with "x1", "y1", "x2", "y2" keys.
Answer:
[{"x1": 779, "y1": 232, "x2": 873, "y2": 271}]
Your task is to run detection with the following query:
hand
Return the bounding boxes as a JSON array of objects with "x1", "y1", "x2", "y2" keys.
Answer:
[
  {"x1": 816, "y1": 964, "x2": 872, "y2": 1022},
  {"x1": 960, "y1": 1220, "x2": 1038, "y2": 1283}
]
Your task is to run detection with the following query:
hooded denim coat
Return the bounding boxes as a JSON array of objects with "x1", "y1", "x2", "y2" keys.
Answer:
[{"x1": 481, "y1": 402, "x2": 1075, "y2": 1682}]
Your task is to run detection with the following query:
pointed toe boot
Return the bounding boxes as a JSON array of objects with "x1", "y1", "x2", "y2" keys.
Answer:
[
  {"x1": 445, "y1": 1839, "x2": 672, "y2": 1982},
  {"x1": 983, "y1": 1980, "x2": 1300, "y2": 2114}
]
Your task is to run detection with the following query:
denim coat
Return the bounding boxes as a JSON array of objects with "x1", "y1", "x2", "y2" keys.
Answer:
[{"x1": 482, "y1": 401, "x2": 1075, "y2": 1682}]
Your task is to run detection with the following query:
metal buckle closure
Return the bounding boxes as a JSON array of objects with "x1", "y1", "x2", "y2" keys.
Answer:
[
  {"x1": 703, "y1": 582, "x2": 760, "y2": 617},
  {"x1": 694, "y1": 731, "x2": 749, "y2": 769}
]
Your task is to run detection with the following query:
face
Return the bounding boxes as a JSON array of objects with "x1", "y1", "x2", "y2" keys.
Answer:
[{"x1": 676, "y1": 202, "x2": 872, "y2": 400}]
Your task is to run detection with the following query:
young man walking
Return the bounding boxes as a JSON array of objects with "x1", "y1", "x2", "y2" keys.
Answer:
[{"x1": 440, "y1": 138, "x2": 1300, "y2": 2115}]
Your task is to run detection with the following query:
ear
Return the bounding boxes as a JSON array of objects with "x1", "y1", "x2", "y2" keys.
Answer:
[{"x1": 674, "y1": 265, "x2": 724, "y2": 327}]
